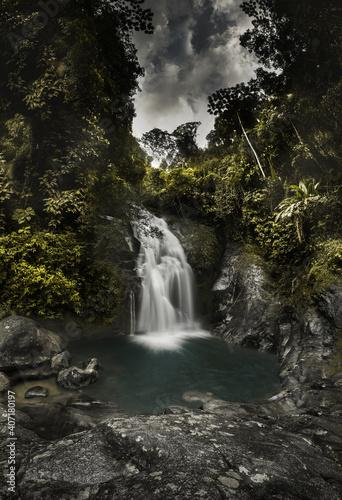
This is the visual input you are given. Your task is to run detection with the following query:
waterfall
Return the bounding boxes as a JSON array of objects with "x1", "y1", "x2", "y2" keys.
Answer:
[
  {"x1": 131, "y1": 209, "x2": 209, "y2": 350},
  {"x1": 133, "y1": 211, "x2": 195, "y2": 334},
  {"x1": 130, "y1": 290, "x2": 136, "y2": 335}
]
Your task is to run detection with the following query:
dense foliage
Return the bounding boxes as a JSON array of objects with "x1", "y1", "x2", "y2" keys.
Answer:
[
  {"x1": 141, "y1": 0, "x2": 342, "y2": 303},
  {"x1": 140, "y1": 121, "x2": 201, "y2": 168},
  {"x1": 1, "y1": 0, "x2": 341, "y2": 322},
  {"x1": 0, "y1": 0, "x2": 153, "y2": 320}
]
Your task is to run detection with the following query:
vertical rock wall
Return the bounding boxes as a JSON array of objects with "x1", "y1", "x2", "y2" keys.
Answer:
[
  {"x1": 211, "y1": 243, "x2": 278, "y2": 351},
  {"x1": 211, "y1": 242, "x2": 342, "y2": 409}
]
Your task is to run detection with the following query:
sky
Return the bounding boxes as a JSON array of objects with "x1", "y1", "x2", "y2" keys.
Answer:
[{"x1": 132, "y1": 0, "x2": 258, "y2": 149}]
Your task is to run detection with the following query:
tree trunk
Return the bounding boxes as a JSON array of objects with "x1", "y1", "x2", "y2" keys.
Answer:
[{"x1": 295, "y1": 214, "x2": 304, "y2": 244}]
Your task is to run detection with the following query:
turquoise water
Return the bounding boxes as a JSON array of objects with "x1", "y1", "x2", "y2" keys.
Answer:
[{"x1": 69, "y1": 333, "x2": 280, "y2": 414}]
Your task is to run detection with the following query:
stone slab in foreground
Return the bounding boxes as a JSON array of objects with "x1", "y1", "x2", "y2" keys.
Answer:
[{"x1": 1, "y1": 403, "x2": 341, "y2": 500}]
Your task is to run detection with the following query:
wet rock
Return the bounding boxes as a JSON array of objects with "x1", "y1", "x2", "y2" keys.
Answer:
[
  {"x1": 81, "y1": 358, "x2": 100, "y2": 371},
  {"x1": 316, "y1": 289, "x2": 342, "y2": 328},
  {"x1": 211, "y1": 244, "x2": 278, "y2": 351},
  {"x1": 211, "y1": 242, "x2": 341, "y2": 413},
  {"x1": 162, "y1": 406, "x2": 195, "y2": 415},
  {"x1": 274, "y1": 298, "x2": 338, "y2": 409},
  {"x1": 51, "y1": 351, "x2": 72, "y2": 374},
  {"x1": 9, "y1": 363, "x2": 57, "y2": 384},
  {"x1": 18, "y1": 399, "x2": 123, "y2": 440},
  {"x1": 218, "y1": 475, "x2": 240, "y2": 489},
  {"x1": 24, "y1": 386, "x2": 49, "y2": 399},
  {"x1": 0, "y1": 316, "x2": 63, "y2": 372},
  {"x1": 57, "y1": 359, "x2": 99, "y2": 390},
  {"x1": 0, "y1": 372, "x2": 11, "y2": 392},
  {"x1": 201, "y1": 399, "x2": 285, "y2": 418}
]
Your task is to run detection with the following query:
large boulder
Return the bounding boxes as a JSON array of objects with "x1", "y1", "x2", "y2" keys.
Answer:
[
  {"x1": 211, "y1": 243, "x2": 342, "y2": 412},
  {"x1": 5, "y1": 403, "x2": 342, "y2": 500},
  {"x1": 17, "y1": 399, "x2": 124, "y2": 440},
  {"x1": 211, "y1": 243, "x2": 278, "y2": 351},
  {"x1": 272, "y1": 295, "x2": 339, "y2": 410},
  {"x1": 316, "y1": 288, "x2": 342, "y2": 328},
  {"x1": 0, "y1": 316, "x2": 64, "y2": 372}
]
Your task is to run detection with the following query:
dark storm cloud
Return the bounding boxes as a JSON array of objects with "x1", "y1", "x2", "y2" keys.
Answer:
[
  {"x1": 191, "y1": 4, "x2": 216, "y2": 53},
  {"x1": 133, "y1": 0, "x2": 257, "y2": 147}
]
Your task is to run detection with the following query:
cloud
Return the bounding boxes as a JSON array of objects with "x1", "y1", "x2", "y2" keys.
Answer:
[{"x1": 133, "y1": 0, "x2": 257, "y2": 148}]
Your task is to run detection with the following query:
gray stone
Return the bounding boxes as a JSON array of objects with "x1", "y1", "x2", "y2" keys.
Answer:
[
  {"x1": 81, "y1": 358, "x2": 100, "y2": 371},
  {"x1": 211, "y1": 243, "x2": 278, "y2": 351},
  {"x1": 0, "y1": 372, "x2": 11, "y2": 392},
  {"x1": 316, "y1": 289, "x2": 342, "y2": 328},
  {"x1": 210, "y1": 242, "x2": 342, "y2": 412},
  {"x1": 51, "y1": 351, "x2": 72, "y2": 373},
  {"x1": 0, "y1": 316, "x2": 63, "y2": 371},
  {"x1": 10, "y1": 363, "x2": 57, "y2": 383},
  {"x1": 17, "y1": 399, "x2": 125, "y2": 440},
  {"x1": 57, "y1": 360, "x2": 99, "y2": 390},
  {"x1": 182, "y1": 390, "x2": 215, "y2": 404},
  {"x1": 273, "y1": 299, "x2": 340, "y2": 409},
  {"x1": 218, "y1": 475, "x2": 240, "y2": 488},
  {"x1": 24, "y1": 386, "x2": 49, "y2": 399},
  {"x1": 7, "y1": 403, "x2": 342, "y2": 500}
]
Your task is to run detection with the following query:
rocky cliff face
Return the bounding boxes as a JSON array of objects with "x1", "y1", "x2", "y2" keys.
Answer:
[
  {"x1": 211, "y1": 242, "x2": 342, "y2": 409},
  {"x1": 211, "y1": 243, "x2": 277, "y2": 351}
]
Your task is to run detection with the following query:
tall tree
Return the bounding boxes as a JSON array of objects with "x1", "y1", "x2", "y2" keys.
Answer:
[
  {"x1": 139, "y1": 128, "x2": 177, "y2": 165},
  {"x1": 140, "y1": 122, "x2": 201, "y2": 168},
  {"x1": 0, "y1": 0, "x2": 154, "y2": 200},
  {"x1": 240, "y1": 0, "x2": 342, "y2": 93},
  {"x1": 0, "y1": 0, "x2": 155, "y2": 320},
  {"x1": 172, "y1": 122, "x2": 201, "y2": 160}
]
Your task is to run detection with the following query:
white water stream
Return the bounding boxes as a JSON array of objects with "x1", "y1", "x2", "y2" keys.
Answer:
[
  {"x1": 132, "y1": 210, "x2": 209, "y2": 350},
  {"x1": 61, "y1": 210, "x2": 280, "y2": 412}
]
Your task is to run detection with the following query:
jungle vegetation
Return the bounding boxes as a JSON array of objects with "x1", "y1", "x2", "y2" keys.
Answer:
[
  {"x1": 0, "y1": 0, "x2": 153, "y2": 320},
  {"x1": 142, "y1": 0, "x2": 342, "y2": 303},
  {"x1": 0, "y1": 0, "x2": 341, "y2": 320}
]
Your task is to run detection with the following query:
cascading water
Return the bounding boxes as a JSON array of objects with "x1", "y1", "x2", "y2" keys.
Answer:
[
  {"x1": 129, "y1": 290, "x2": 136, "y2": 335},
  {"x1": 135, "y1": 213, "x2": 194, "y2": 331},
  {"x1": 64, "y1": 209, "x2": 280, "y2": 412},
  {"x1": 132, "y1": 210, "x2": 208, "y2": 349}
]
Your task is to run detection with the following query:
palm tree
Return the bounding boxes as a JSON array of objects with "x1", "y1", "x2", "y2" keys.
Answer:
[{"x1": 275, "y1": 180, "x2": 321, "y2": 243}]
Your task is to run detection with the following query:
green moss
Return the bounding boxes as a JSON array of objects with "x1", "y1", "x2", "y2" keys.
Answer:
[{"x1": 294, "y1": 239, "x2": 342, "y2": 303}]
